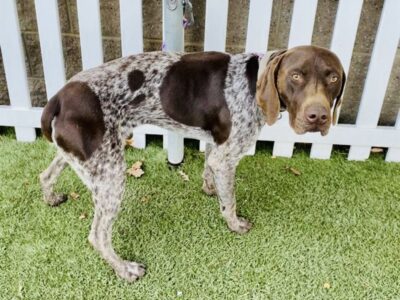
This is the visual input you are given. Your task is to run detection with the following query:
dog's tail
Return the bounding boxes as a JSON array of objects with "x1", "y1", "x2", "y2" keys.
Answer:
[{"x1": 41, "y1": 94, "x2": 60, "y2": 142}]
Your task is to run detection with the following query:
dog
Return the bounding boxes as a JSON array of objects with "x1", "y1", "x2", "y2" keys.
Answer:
[{"x1": 40, "y1": 45, "x2": 345, "y2": 282}]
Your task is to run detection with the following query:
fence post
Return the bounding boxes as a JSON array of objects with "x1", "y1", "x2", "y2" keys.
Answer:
[{"x1": 162, "y1": 0, "x2": 184, "y2": 164}]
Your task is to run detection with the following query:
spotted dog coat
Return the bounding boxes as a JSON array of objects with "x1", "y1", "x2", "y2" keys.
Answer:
[
  {"x1": 40, "y1": 51, "x2": 265, "y2": 282},
  {"x1": 40, "y1": 45, "x2": 347, "y2": 282}
]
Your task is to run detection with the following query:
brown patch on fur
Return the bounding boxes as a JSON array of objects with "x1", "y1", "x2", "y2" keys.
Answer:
[
  {"x1": 131, "y1": 94, "x2": 146, "y2": 107},
  {"x1": 41, "y1": 81, "x2": 105, "y2": 161},
  {"x1": 245, "y1": 55, "x2": 259, "y2": 97},
  {"x1": 128, "y1": 70, "x2": 145, "y2": 92},
  {"x1": 118, "y1": 61, "x2": 131, "y2": 72},
  {"x1": 159, "y1": 52, "x2": 232, "y2": 144}
]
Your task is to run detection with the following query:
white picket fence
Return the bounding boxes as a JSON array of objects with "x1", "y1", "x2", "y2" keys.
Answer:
[{"x1": 0, "y1": 0, "x2": 399, "y2": 162}]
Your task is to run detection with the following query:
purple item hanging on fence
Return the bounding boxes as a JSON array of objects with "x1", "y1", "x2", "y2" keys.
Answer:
[
  {"x1": 183, "y1": 17, "x2": 189, "y2": 29},
  {"x1": 183, "y1": 0, "x2": 194, "y2": 29}
]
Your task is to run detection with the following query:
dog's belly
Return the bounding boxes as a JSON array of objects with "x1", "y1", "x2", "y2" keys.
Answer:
[
  {"x1": 132, "y1": 114, "x2": 215, "y2": 144},
  {"x1": 157, "y1": 122, "x2": 215, "y2": 143}
]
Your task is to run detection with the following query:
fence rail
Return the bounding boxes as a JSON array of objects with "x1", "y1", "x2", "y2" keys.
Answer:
[{"x1": 0, "y1": 0, "x2": 399, "y2": 162}]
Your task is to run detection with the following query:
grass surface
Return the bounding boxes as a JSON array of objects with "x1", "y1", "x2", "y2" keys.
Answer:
[{"x1": 0, "y1": 129, "x2": 400, "y2": 299}]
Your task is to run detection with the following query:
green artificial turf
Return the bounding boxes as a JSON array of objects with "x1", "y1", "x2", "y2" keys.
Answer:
[{"x1": 0, "y1": 128, "x2": 399, "y2": 299}]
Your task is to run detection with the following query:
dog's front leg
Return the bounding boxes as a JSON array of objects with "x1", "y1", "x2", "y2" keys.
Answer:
[
  {"x1": 202, "y1": 143, "x2": 217, "y2": 196},
  {"x1": 208, "y1": 148, "x2": 252, "y2": 234}
]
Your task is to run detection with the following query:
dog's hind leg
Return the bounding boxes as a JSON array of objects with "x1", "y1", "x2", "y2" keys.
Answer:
[
  {"x1": 39, "y1": 152, "x2": 68, "y2": 206},
  {"x1": 77, "y1": 141, "x2": 145, "y2": 282}
]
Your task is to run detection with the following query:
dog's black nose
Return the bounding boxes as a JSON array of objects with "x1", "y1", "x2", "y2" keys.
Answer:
[{"x1": 305, "y1": 105, "x2": 328, "y2": 125}]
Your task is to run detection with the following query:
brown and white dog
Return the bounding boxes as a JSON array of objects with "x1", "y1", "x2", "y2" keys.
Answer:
[{"x1": 40, "y1": 45, "x2": 345, "y2": 282}]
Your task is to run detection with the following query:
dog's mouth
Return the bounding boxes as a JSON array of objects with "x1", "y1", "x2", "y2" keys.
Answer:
[
  {"x1": 306, "y1": 125, "x2": 330, "y2": 136},
  {"x1": 291, "y1": 118, "x2": 330, "y2": 136}
]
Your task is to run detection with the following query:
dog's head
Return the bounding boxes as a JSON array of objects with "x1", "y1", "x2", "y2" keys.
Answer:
[{"x1": 256, "y1": 45, "x2": 346, "y2": 136}]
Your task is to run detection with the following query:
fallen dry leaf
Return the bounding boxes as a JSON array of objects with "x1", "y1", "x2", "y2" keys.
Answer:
[
  {"x1": 127, "y1": 168, "x2": 144, "y2": 178},
  {"x1": 371, "y1": 147, "x2": 384, "y2": 153},
  {"x1": 79, "y1": 213, "x2": 87, "y2": 220},
  {"x1": 140, "y1": 196, "x2": 150, "y2": 203},
  {"x1": 323, "y1": 282, "x2": 331, "y2": 289},
  {"x1": 285, "y1": 166, "x2": 301, "y2": 176},
  {"x1": 289, "y1": 167, "x2": 301, "y2": 176},
  {"x1": 125, "y1": 138, "x2": 134, "y2": 147},
  {"x1": 127, "y1": 161, "x2": 145, "y2": 178},
  {"x1": 178, "y1": 170, "x2": 189, "y2": 181},
  {"x1": 70, "y1": 192, "x2": 80, "y2": 200}
]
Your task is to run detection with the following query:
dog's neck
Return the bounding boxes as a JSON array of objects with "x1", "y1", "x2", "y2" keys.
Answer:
[
  {"x1": 257, "y1": 51, "x2": 275, "y2": 81},
  {"x1": 256, "y1": 51, "x2": 287, "y2": 113}
]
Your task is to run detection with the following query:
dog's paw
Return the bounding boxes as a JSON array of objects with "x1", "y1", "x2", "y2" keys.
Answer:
[
  {"x1": 44, "y1": 193, "x2": 68, "y2": 206},
  {"x1": 116, "y1": 261, "x2": 146, "y2": 282},
  {"x1": 202, "y1": 180, "x2": 217, "y2": 196},
  {"x1": 228, "y1": 217, "x2": 252, "y2": 234}
]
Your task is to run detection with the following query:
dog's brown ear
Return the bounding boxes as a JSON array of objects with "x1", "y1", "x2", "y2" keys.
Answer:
[
  {"x1": 256, "y1": 50, "x2": 286, "y2": 125},
  {"x1": 332, "y1": 70, "x2": 346, "y2": 125}
]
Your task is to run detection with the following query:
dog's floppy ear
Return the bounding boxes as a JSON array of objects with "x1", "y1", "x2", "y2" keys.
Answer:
[
  {"x1": 256, "y1": 50, "x2": 286, "y2": 125},
  {"x1": 332, "y1": 70, "x2": 346, "y2": 125}
]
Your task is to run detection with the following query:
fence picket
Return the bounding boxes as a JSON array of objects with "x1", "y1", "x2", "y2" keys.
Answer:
[
  {"x1": 204, "y1": 0, "x2": 229, "y2": 52},
  {"x1": 120, "y1": 0, "x2": 143, "y2": 56},
  {"x1": 348, "y1": 0, "x2": 400, "y2": 160},
  {"x1": 0, "y1": 0, "x2": 36, "y2": 141},
  {"x1": 245, "y1": 0, "x2": 273, "y2": 53},
  {"x1": 200, "y1": 0, "x2": 229, "y2": 152},
  {"x1": 120, "y1": 0, "x2": 145, "y2": 149},
  {"x1": 310, "y1": 0, "x2": 363, "y2": 159},
  {"x1": 34, "y1": 0, "x2": 66, "y2": 99},
  {"x1": 76, "y1": 0, "x2": 103, "y2": 69},
  {"x1": 272, "y1": 0, "x2": 318, "y2": 157},
  {"x1": 288, "y1": 0, "x2": 318, "y2": 48},
  {"x1": 386, "y1": 111, "x2": 400, "y2": 162},
  {"x1": 244, "y1": 0, "x2": 274, "y2": 155}
]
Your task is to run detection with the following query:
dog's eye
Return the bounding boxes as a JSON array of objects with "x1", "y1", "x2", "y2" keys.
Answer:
[
  {"x1": 330, "y1": 75, "x2": 338, "y2": 83},
  {"x1": 291, "y1": 73, "x2": 301, "y2": 81}
]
